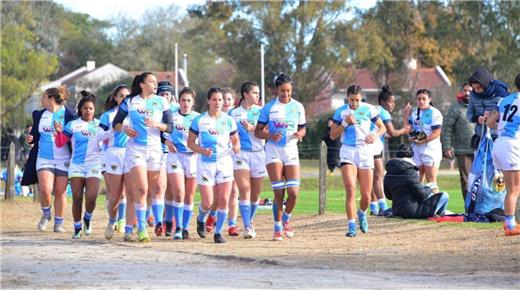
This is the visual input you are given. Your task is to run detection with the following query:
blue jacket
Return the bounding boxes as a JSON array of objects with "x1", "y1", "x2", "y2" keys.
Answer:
[{"x1": 21, "y1": 107, "x2": 77, "y2": 186}]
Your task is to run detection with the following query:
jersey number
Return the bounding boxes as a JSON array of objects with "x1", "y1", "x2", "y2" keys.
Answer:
[{"x1": 502, "y1": 104, "x2": 518, "y2": 122}]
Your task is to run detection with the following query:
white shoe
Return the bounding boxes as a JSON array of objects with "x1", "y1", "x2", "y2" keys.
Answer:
[
  {"x1": 37, "y1": 215, "x2": 50, "y2": 231},
  {"x1": 84, "y1": 223, "x2": 93, "y2": 236},
  {"x1": 54, "y1": 224, "x2": 66, "y2": 233},
  {"x1": 243, "y1": 227, "x2": 254, "y2": 239},
  {"x1": 105, "y1": 223, "x2": 116, "y2": 240}
]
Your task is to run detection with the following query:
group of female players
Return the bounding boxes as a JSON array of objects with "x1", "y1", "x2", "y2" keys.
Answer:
[{"x1": 25, "y1": 70, "x2": 520, "y2": 243}]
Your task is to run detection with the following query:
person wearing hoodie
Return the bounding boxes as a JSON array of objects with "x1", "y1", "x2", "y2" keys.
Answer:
[
  {"x1": 441, "y1": 83, "x2": 475, "y2": 200},
  {"x1": 384, "y1": 144, "x2": 449, "y2": 219},
  {"x1": 467, "y1": 68, "x2": 509, "y2": 149}
]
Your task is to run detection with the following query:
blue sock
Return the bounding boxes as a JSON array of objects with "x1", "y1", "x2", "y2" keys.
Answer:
[
  {"x1": 282, "y1": 211, "x2": 291, "y2": 224},
  {"x1": 135, "y1": 203, "x2": 147, "y2": 232},
  {"x1": 117, "y1": 200, "x2": 126, "y2": 221},
  {"x1": 109, "y1": 217, "x2": 117, "y2": 224},
  {"x1": 348, "y1": 219, "x2": 356, "y2": 232},
  {"x1": 239, "y1": 201, "x2": 252, "y2": 228},
  {"x1": 273, "y1": 203, "x2": 280, "y2": 222},
  {"x1": 250, "y1": 201, "x2": 258, "y2": 223},
  {"x1": 42, "y1": 206, "x2": 51, "y2": 219},
  {"x1": 182, "y1": 204, "x2": 193, "y2": 229},
  {"x1": 152, "y1": 199, "x2": 165, "y2": 225},
  {"x1": 124, "y1": 225, "x2": 133, "y2": 234},
  {"x1": 369, "y1": 202, "x2": 378, "y2": 214},
  {"x1": 357, "y1": 209, "x2": 366, "y2": 220},
  {"x1": 228, "y1": 218, "x2": 237, "y2": 228},
  {"x1": 74, "y1": 221, "x2": 82, "y2": 231},
  {"x1": 505, "y1": 215, "x2": 516, "y2": 230},
  {"x1": 54, "y1": 216, "x2": 64, "y2": 225},
  {"x1": 165, "y1": 201, "x2": 174, "y2": 224},
  {"x1": 215, "y1": 210, "x2": 228, "y2": 235},
  {"x1": 84, "y1": 211, "x2": 93, "y2": 222},
  {"x1": 173, "y1": 201, "x2": 184, "y2": 229},
  {"x1": 377, "y1": 199, "x2": 388, "y2": 212},
  {"x1": 197, "y1": 205, "x2": 209, "y2": 223},
  {"x1": 274, "y1": 221, "x2": 283, "y2": 233},
  {"x1": 209, "y1": 210, "x2": 217, "y2": 218}
]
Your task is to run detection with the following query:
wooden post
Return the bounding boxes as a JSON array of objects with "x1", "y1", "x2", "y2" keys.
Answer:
[
  {"x1": 33, "y1": 184, "x2": 39, "y2": 202},
  {"x1": 318, "y1": 141, "x2": 327, "y2": 215},
  {"x1": 516, "y1": 198, "x2": 520, "y2": 222},
  {"x1": 5, "y1": 142, "x2": 15, "y2": 200}
]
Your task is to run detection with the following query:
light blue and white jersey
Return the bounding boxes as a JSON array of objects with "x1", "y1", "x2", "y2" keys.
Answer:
[
  {"x1": 98, "y1": 108, "x2": 129, "y2": 149},
  {"x1": 119, "y1": 95, "x2": 170, "y2": 147},
  {"x1": 332, "y1": 102, "x2": 380, "y2": 147},
  {"x1": 189, "y1": 112, "x2": 237, "y2": 163},
  {"x1": 407, "y1": 106, "x2": 443, "y2": 136},
  {"x1": 229, "y1": 104, "x2": 264, "y2": 151},
  {"x1": 38, "y1": 107, "x2": 70, "y2": 161},
  {"x1": 257, "y1": 97, "x2": 306, "y2": 147},
  {"x1": 497, "y1": 92, "x2": 520, "y2": 138},
  {"x1": 64, "y1": 118, "x2": 101, "y2": 165},
  {"x1": 168, "y1": 110, "x2": 200, "y2": 153},
  {"x1": 370, "y1": 105, "x2": 392, "y2": 144}
]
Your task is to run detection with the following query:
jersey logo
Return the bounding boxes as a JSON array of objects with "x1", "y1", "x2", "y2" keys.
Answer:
[
  {"x1": 81, "y1": 130, "x2": 96, "y2": 137},
  {"x1": 273, "y1": 121, "x2": 287, "y2": 128},
  {"x1": 202, "y1": 176, "x2": 209, "y2": 182},
  {"x1": 111, "y1": 165, "x2": 117, "y2": 171},
  {"x1": 42, "y1": 126, "x2": 53, "y2": 133},
  {"x1": 174, "y1": 125, "x2": 186, "y2": 132}
]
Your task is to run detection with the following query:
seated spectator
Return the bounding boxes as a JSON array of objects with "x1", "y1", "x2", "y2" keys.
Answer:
[{"x1": 384, "y1": 144, "x2": 449, "y2": 219}]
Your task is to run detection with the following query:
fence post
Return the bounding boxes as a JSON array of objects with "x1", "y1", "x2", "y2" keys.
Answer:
[
  {"x1": 516, "y1": 198, "x2": 520, "y2": 222},
  {"x1": 33, "y1": 184, "x2": 39, "y2": 202},
  {"x1": 318, "y1": 141, "x2": 327, "y2": 215},
  {"x1": 5, "y1": 142, "x2": 16, "y2": 201}
]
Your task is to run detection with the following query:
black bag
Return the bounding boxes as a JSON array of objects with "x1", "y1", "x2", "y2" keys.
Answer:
[{"x1": 470, "y1": 134, "x2": 481, "y2": 151}]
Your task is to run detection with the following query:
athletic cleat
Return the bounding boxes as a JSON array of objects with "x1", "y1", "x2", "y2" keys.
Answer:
[
  {"x1": 205, "y1": 215, "x2": 216, "y2": 233},
  {"x1": 214, "y1": 233, "x2": 226, "y2": 243},
  {"x1": 346, "y1": 226, "x2": 357, "y2": 237},
  {"x1": 164, "y1": 221, "x2": 173, "y2": 237},
  {"x1": 182, "y1": 229, "x2": 191, "y2": 240},
  {"x1": 243, "y1": 227, "x2": 254, "y2": 239},
  {"x1": 84, "y1": 223, "x2": 93, "y2": 236},
  {"x1": 138, "y1": 230, "x2": 150, "y2": 242},
  {"x1": 283, "y1": 222, "x2": 294, "y2": 238},
  {"x1": 154, "y1": 222, "x2": 164, "y2": 237},
  {"x1": 72, "y1": 228, "x2": 82, "y2": 239},
  {"x1": 124, "y1": 233, "x2": 136, "y2": 242},
  {"x1": 173, "y1": 228, "x2": 183, "y2": 240},
  {"x1": 147, "y1": 216, "x2": 155, "y2": 227},
  {"x1": 273, "y1": 231, "x2": 283, "y2": 241},
  {"x1": 115, "y1": 219, "x2": 125, "y2": 234},
  {"x1": 504, "y1": 225, "x2": 520, "y2": 236},
  {"x1": 37, "y1": 215, "x2": 51, "y2": 231},
  {"x1": 105, "y1": 223, "x2": 116, "y2": 240},
  {"x1": 197, "y1": 221, "x2": 207, "y2": 238},
  {"x1": 359, "y1": 215, "x2": 368, "y2": 233},
  {"x1": 228, "y1": 225, "x2": 240, "y2": 236},
  {"x1": 54, "y1": 224, "x2": 66, "y2": 233}
]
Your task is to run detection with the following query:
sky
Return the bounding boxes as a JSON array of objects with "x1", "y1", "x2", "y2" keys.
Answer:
[{"x1": 54, "y1": 0, "x2": 375, "y2": 21}]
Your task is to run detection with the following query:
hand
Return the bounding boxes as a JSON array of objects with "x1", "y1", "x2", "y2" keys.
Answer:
[
  {"x1": 232, "y1": 144, "x2": 240, "y2": 155},
  {"x1": 414, "y1": 138, "x2": 427, "y2": 144},
  {"x1": 443, "y1": 149, "x2": 454, "y2": 159},
  {"x1": 270, "y1": 132, "x2": 283, "y2": 142},
  {"x1": 165, "y1": 140, "x2": 177, "y2": 153},
  {"x1": 477, "y1": 115, "x2": 487, "y2": 125},
  {"x1": 402, "y1": 125, "x2": 412, "y2": 135},
  {"x1": 201, "y1": 147, "x2": 213, "y2": 157},
  {"x1": 124, "y1": 126, "x2": 138, "y2": 137},
  {"x1": 144, "y1": 116, "x2": 158, "y2": 128},
  {"x1": 345, "y1": 114, "x2": 356, "y2": 125},
  {"x1": 365, "y1": 133, "x2": 377, "y2": 144},
  {"x1": 293, "y1": 131, "x2": 304, "y2": 142},
  {"x1": 26, "y1": 134, "x2": 33, "y2": 143},
  {"x1": 241, "y1": 120, "x2": 255, "y2": 131},
  {"x1": 53, "y1": 121, "x2": 63, "y2": 133}
]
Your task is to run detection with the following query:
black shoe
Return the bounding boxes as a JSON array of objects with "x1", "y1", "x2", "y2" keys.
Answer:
[
  {"x1": 214, "y1": 233, "x2": 225, "y2": 243},
  {"x1": 182, "y1": 229, "x2": 191, "y2": 240},
  {"x1": 173, "y1": 227, "x2": 183, "y2": 240},
  {"x1": 197, "y1": 221, "x2": 206, "y2": 238},
  {"x1": 164, "y1": 221, "x2": 173, "y2": 237}
]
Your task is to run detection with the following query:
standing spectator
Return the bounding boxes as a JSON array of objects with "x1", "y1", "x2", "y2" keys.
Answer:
[
  {"x1": 19, "y1": 125, "x2": 33, "y2": 165},
  {"x1": 467, "y1": 68, "x2": 508, "y2": 148},
  {"x1": 322, "y1": 118, "x2": 341, "y2": 174},
  {"x1": 441, "y1": 83, "x2": 475, "y2": 200}
]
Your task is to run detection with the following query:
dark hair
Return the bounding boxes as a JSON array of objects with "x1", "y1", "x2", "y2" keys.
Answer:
[
  {"x1": 275, "y1": 73, "x2": 292, "y2": 88},
  {"x1": 77, "y1": 90, "x2": 96, "y2": 118},
  {"x1": 515, "y1": 73, "x2": 520, "y2": 90},
  {"x1": 130, "y1": 72, "x2": 154, "y2": 97},
  {"x1": 347, "y1": 85, "x2": 362, "y2": 96},
  {"x1": 207, "y1": 87, "x2": 223, "y2": 100},
  {"x1": 462, "y1": 82, "x2": 470, "y2": 88},
  {"x1": 179, "y1": 87, "x2": 196, "y2": 100},
  {"x1": 378, "y1": 85, "x2": 392, "y2": 105},
  {"x1": 396, "y1": 143, "x2": 414, "y2": 158},
  {"x1": 239, "y1": 81, "x2": 259, "y2": 105},
  {"x1": 104, "y1": 84, "x2": 128, "y2": 111},
  {"x1": 416, "y1": 89, "x2": 431, "y2": 98},
  {"x1": 44, "y1": 86, "x2": 70, "y2": 105}
]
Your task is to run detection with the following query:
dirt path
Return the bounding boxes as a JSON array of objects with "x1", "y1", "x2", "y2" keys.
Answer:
[{"x1": 1, "y1": 200, "x2": 519, "y2": 289}]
